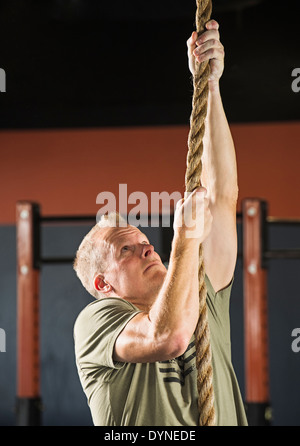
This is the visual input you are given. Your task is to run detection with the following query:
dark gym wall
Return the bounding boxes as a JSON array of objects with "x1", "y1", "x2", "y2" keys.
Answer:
[{"x1": 0, "y1": 122, "x2": 300, "y2": 225}]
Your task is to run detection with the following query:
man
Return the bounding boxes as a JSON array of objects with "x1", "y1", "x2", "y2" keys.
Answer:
[{"x1": 73, "y1": 20, "x2": 248, "y2": 426}]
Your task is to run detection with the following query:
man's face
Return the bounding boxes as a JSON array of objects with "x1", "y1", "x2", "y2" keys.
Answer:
[{"x1": 97, "y1": 225, "x2": 167, "y2": 309}]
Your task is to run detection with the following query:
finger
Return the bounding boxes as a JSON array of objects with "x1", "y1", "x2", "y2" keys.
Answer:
[
  {"x1": 194, "y1": 46, "x2": 224, "y2": 65},
  {"x1": 175, "y1": 198, "x2": 184, "y2": 209},
  {"x1": 205, "y1": 19, "x2": 219, "y2": 30},
  {"x1": 196, "y1": 29, "x2": 220, "y2": 46},
  {"x1": 185, "y1": 188, "x2": 207, "y2": 206},
  {"x1": 194, "y1": 39, "x2": 223, "y2": 58},
  {"x1": 182, "y1": 187, "x2": 208, "y2": 208},
  {"x1": 184, "y1": 186, "x2": 206, "y2": 198}
]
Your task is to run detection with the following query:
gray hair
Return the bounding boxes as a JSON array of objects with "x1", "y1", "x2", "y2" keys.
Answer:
[{"x1": 73, "y1": 212, "x2": 127, "y2": 298}]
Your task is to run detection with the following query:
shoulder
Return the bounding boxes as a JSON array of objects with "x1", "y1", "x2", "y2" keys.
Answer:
[
  {"x1": 76, "y1": 297, "x2": 136, "y2": 320},
  {"x1": 74, "y1": 297, "x2": 140, "y2": 337}
]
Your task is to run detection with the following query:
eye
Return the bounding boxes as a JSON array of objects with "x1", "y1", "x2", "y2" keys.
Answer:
[{"x1": 121, "y1": 245, "x2": 129, "y2": 252}]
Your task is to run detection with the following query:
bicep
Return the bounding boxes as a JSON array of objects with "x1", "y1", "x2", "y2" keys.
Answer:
[{"x1": 202, "y1": 199, "x2": 237, "y2": 293}]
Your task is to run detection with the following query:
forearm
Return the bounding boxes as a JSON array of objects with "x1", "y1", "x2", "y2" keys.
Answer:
[
  {"x1": 114, "y1": 234, "x2": 202, "y2": 363},
  {"x1": 202, "y1": 81, "x2": 238, "y2": 203},
  {"x1": 149, "y1": 234, "x2": 200, "y2": 352}
]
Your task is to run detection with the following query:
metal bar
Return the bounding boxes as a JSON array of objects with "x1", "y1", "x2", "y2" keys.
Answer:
[
  {"x1": 267, "y1": 217, "x2": 300, "y2": 226},
  {"x1": 41, "y1": 215, "x2": 96, "y2": 224},
  {"x1": 41, "y1": 257, "x2": 75, "y2": 264},
  {"x1": 265, "y1": 250, "x2": 300, "y2": 259},
  {"x1": 242, "y1": 198, "x2": 271, "y2": 425},
  {"x1": 16, "y1": 202, "x2": 42, "y2": 426},
  {"x1": 41, "y1": 214, "x2": 171, "y2": 225}
]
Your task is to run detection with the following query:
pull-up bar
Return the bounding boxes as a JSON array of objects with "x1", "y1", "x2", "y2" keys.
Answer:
[
  {"x1": 15, "y1": 199, "x2": 300, "y2": 426},
  {"x1": 16, "y1": 202, "x2": 41, "y2": 426}
]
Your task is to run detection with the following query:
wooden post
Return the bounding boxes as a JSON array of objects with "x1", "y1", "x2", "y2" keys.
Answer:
[
  {"x1": 16, "y1": 201, "x2": 42, "y2": 426},
  {"x1": 242, "y1": 198, "x2": 271, "y2": 425}
]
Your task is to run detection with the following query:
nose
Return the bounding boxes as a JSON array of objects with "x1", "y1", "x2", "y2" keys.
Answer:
[{"x1": 141, "y1": 243, "x2": 154, "y2": 258}]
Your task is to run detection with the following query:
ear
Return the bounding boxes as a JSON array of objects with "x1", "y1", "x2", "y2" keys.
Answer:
[{"x1": 94, "y1": 275, "x2": 113, "y2": 294}]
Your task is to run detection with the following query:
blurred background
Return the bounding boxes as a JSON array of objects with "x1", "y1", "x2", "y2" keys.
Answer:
[{"x1": 0, "y1": 0, "x2": 300, "y2": 426}]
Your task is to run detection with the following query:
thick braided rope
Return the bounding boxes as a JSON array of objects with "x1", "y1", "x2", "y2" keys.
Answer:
[{"x1": 185, "y1": 0, "x2": 215, "y2": 426}]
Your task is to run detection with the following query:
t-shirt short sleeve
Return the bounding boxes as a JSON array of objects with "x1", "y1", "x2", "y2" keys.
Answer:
[
  {"x1": 205, "y1": 274, "x2": 234, "y2": 300},
  {"x1": 74, "y1": 297, "x2": 141, "y2": 370}
]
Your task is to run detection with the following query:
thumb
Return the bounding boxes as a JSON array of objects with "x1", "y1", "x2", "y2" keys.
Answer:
[
  {"x1": 187, "y1": 31, "x2": 198, "y2": 54},
  {"x1": 175, "y1": 197, "x2": 184, "y2": 208}
]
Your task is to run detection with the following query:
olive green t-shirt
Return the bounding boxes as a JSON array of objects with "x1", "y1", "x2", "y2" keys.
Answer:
[{"x1": 74, "y1": 276, "x2": 248, "y2": 426}]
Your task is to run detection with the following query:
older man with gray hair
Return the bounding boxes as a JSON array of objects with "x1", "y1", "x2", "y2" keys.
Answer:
[{"x1": 73, "y1": 20, "x2": 247, "y2": 426}]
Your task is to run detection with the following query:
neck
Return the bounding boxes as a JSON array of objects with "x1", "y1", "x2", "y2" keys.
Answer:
[
  {"x1": 124, "y1": 294, "x2": 157, "y2": 313},
  {"x1": 105, "y1": 279, "x2": 164, "y2": 312}
]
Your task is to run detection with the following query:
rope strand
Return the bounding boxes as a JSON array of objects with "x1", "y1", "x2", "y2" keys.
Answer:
[{"x1": 185, "y1": 0, "x2": 215, "y2": 426}]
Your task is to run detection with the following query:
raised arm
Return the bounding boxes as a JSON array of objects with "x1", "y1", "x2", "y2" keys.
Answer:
[
  {"x1": 187, "y1": 20, "x2": 239, "y2": 293},
  {"x1": 113, "y1": 188, "x2": 213, "y2": 363}
]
